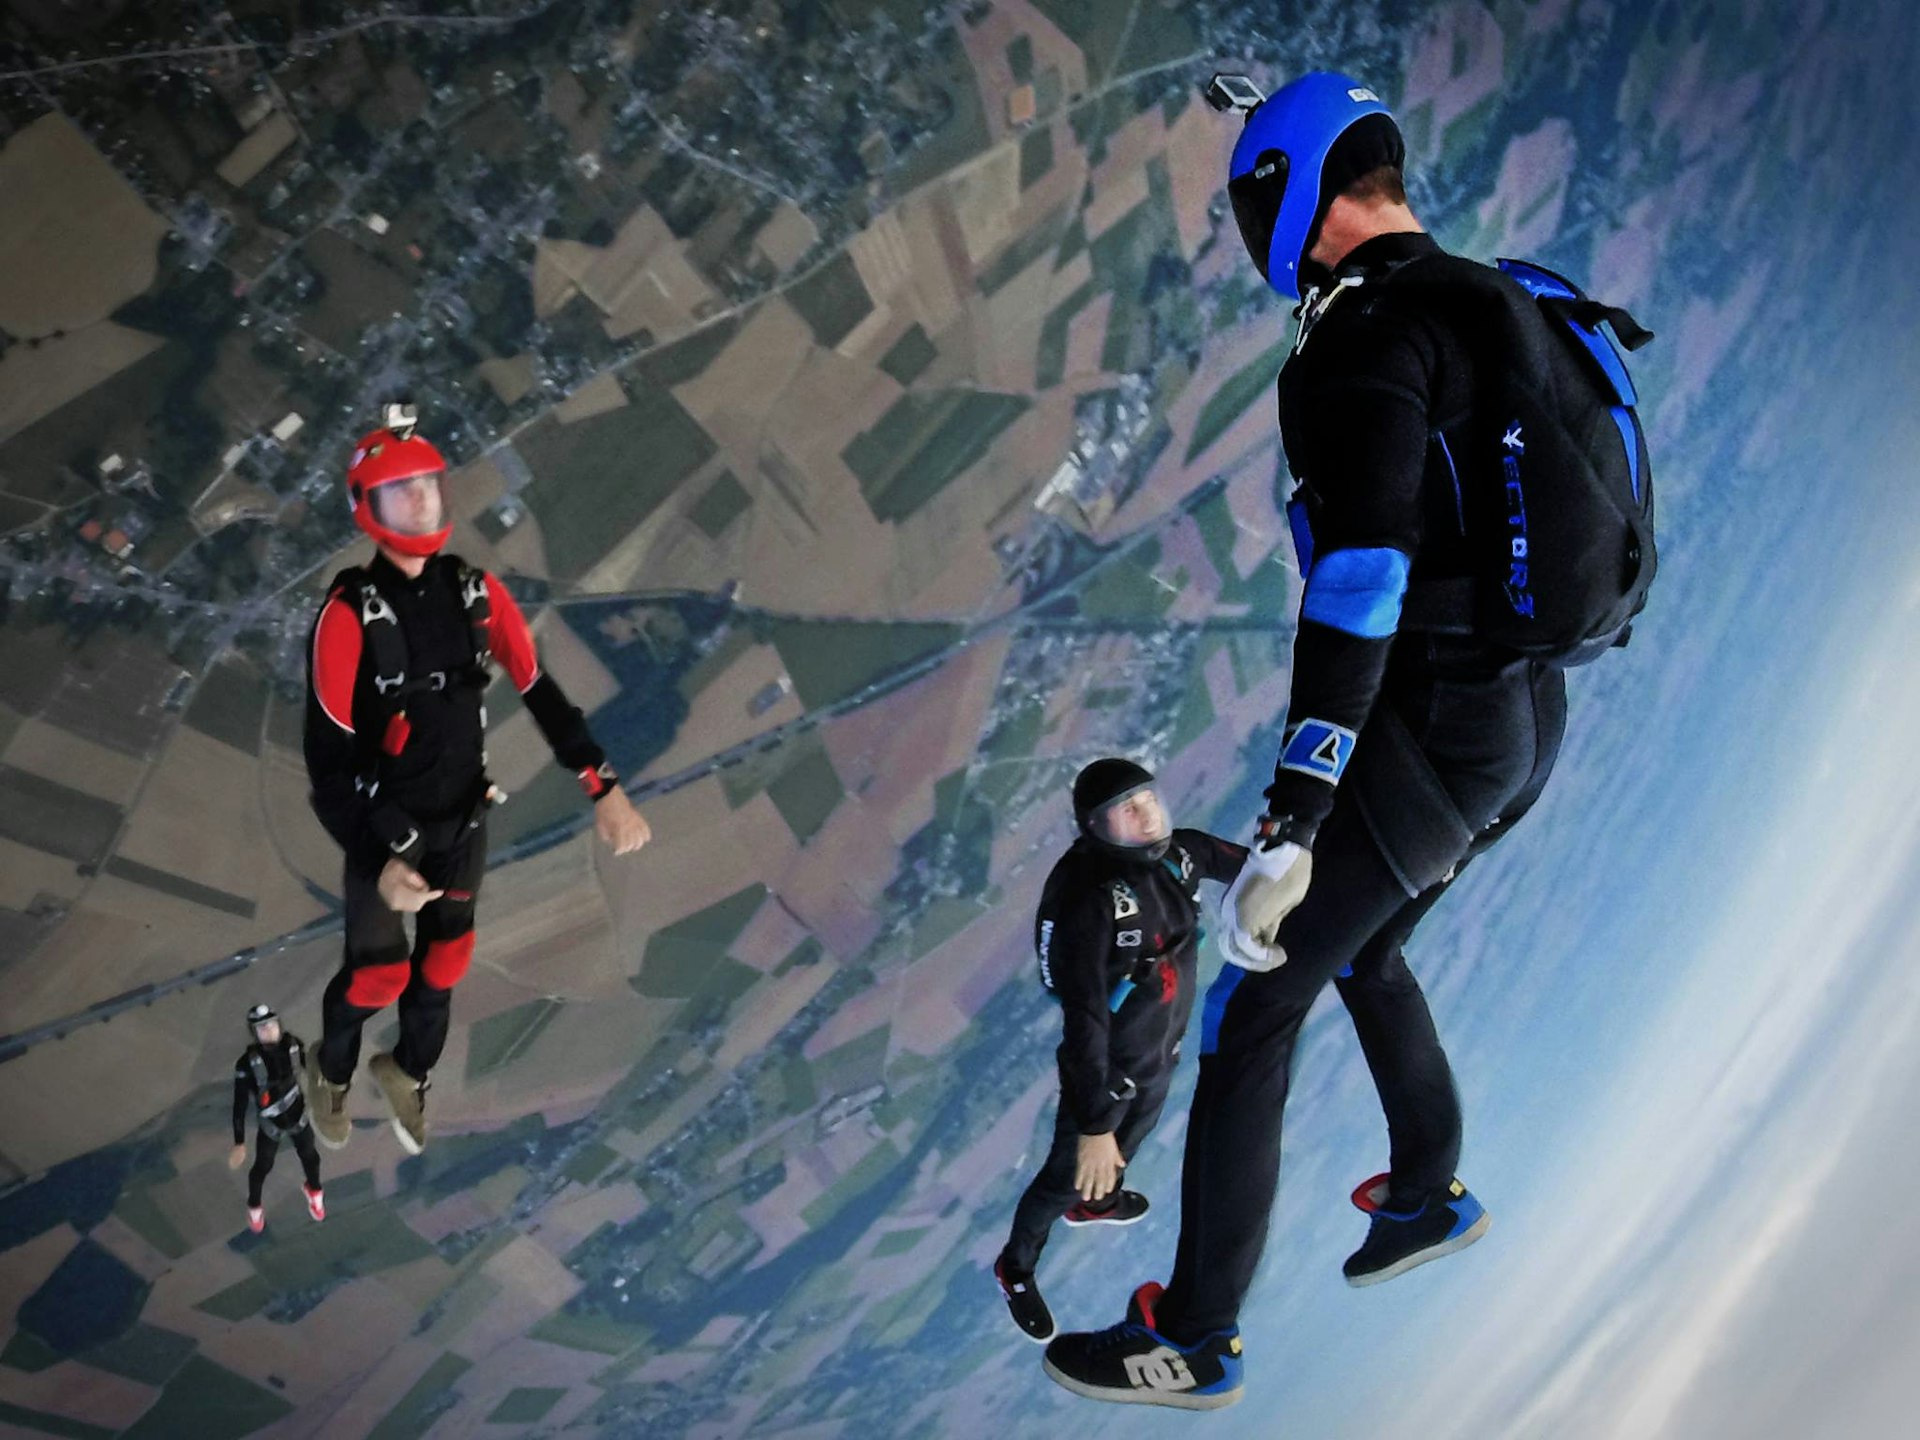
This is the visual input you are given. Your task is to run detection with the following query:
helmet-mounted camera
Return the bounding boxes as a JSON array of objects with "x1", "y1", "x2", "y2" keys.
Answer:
[{"x1": 1203, "y1": 73, "x2": 1267, "y2": 119}]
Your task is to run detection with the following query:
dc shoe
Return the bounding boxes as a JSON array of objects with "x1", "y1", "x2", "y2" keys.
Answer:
[
  {"x1": 1042, "y1": 1281, "x2": 1244, "y2": 1410},
  {"x1": 1343, "y1": 1173, "x2": 1490, "y2": 1287},
  {"x1": 994, "y1": 1255, "x2": 1056, "y2": 1343},
  {"x1": 246, "y1": 1204, "x2": 265, "y2": 1234},
  {"x1": 1062, "y1": 1189, "x2": 1150, "y2": 1227},
  {"x1": 304, "y1": 1185, "x2": 326, "y2": 1222}
]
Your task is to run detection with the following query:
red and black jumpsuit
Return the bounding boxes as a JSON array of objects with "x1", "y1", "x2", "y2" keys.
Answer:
[{"x1": 303, "y1": 551, "x2": 615, "y2": 1085}]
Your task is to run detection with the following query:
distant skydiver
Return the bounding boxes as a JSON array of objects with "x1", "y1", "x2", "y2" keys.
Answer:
[
  {"x1": 230, "y1": 1002, "x2": 324, "y2": 1232},
  {"x1": 302, "y1": 406, "x2": 652, "y2": 1155},
  {"x1": 993, "y1": 759, "x2": 1246, "y2": 1343},
  {"x1": 1044, "y1": 72, "x2": 1656, "y2": 1409}
]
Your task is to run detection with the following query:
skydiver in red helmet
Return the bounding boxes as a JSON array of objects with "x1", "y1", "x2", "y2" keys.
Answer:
[{"x1": 300, "y1": 406, "x2": 651, "y2": 1154}]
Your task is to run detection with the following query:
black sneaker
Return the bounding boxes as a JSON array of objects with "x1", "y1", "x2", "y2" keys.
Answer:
[
  {"x1": 994, "y1": 1256, "x2": 1056, "y2": 1343},
  {"x1": 1343, "y1": 1173, "x2": 1490, "y2": 1287},
  {"x1": 1042, "y1": 1282, "x2": 1244, "y2": 1410},
  {"x1": 1062, "y1": 1189, "x2": 1150, "y2": 1227}
]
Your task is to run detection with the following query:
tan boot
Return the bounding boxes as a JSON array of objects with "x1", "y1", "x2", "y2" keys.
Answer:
[
  {"x1": 367, "y1": 1052, "x2": 429, "y2": 1154},
  {"x1": 305, "y1": 1053, "x2": 352, "y2": 1151}
]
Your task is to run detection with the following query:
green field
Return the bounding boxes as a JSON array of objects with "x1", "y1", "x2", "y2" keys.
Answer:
[
  {"x1": 465, "y1": 997, "x2": 564, "y2": 1082},
  {"x1": 194, "y1": 1274, "x2": 272, "y2": 1323},
  {"x1": 1034, "y1": 279, "x2": 1095, "y2": 389},
  {"x1": 764, "y1": 740, "x2": 845, "y2": 843},
  {"x1": 632, "y1": 884, "x2": 766, "y2": 1002},
  {"x1": 811, "y1": 1025, "x2": 890, "y2": 1099},
  {"x1": 1019, "y1": 124, "x2": 1055, "y2": 190},
  {"x1": 687, "y1": 468, "x2": 750, "y2": 538},
  {"x1": 1007, "y1": 34, "x2": 1035, "y2": 84},
  {"x1": 887, "y1": 26, "x2": 993, "y2": 195},
  {"x1": 367, "y1": 1352, "x2": 471, "y2": 1440},
  {"x1": 514, "y1": 384, "x2": 718, "y2": 583},
  {"x1": 1088, "y1": 157, "x2": 1184, "y2": 374},
  {"x1": 1185, "y1": 337, "x2": 1289, "y2": 462},
  {"x1": 976, "y1": 203, "x2": 1071, "y2": 295},
  {"x1": 761, "y1": 618, "x2": 959, "y2": 710},
  {"x1": 1027, "y1": 0, "x2": 1135, "y2": 79},
  {"x1": 785, "y1": 252, "x2": 873, "y2": 349},
  {"x1": 530, "y1": 1305, "x2": 648, "y2": 1356},
  {"x1": 631, "y1": 317, "x2": 741, "y2": 390},
  {"x1": 120, "y1": 1355, "x2": 293, "y2": 1440},
  {"x1": 82, "y1": 1323, "x2": 194, "y2": 1387},
  {"x1": 840, "y1": 388, "x2": 1030, "y2": 523},
  {"x1": 1075, "y1": 537, "x2": 1175, "y2": 620},
  {"x1": 870, "y1": 1225, "x2": 929, "y2": 1260},
  {"x1": 799, "y1": 1140, "x2": 901, "y2": 1230},
  {"x1": 487, "y1": 1387, "x2": 566, "y2": 1424},
  {"x1": 877, "y1": 324, "x2": 937, "y2": 385}
]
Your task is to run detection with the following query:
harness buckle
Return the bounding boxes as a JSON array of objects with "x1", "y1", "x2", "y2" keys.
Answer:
[
  {"x1": 359, "y1": 586, "x2": 398, "y2": 628},
  {"x1": 373, "y1": 671, "x2": 407, "y2": 695}
]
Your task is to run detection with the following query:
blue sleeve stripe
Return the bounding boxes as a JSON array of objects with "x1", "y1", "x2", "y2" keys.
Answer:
[
  {"x1": 1609, "y1": 405, "x2": 1642, "y2": 503},
  {"x1": 1286, "y1": 498, "x2": 1315, "y2": 582},
  {"x1": 1299, "y1": 546, "x2": 1410, "y2": 638},
  {"x1": 1199, "y1": 964, "x2": 1245, "y2": 1056}
]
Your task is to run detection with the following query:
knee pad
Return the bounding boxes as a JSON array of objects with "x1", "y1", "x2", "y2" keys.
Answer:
[
  {"x1": 344, "y1": 957, "x2": 412, "y2": 1010},
  {"x1": 419, "y1": 931, "x2": 475, "y2": 991}
]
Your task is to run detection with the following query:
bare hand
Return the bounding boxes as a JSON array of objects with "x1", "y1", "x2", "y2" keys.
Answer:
[
  {"x1": 228, "y1": 1144, "x2": 247, "y2": 1170},
  {"x1": 377, "y1": 858, "x2": 443, "y2": 914},
  {"x1": 594, "y1": 788, "x2": 652, "y2": 855},
  {"x1": 1075, "y1": 1131, "x2": 1125, "y2": 1203}
]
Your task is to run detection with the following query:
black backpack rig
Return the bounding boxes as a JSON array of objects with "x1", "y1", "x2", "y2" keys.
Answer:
[
  {"x1": 325, "y1": 553, "x2": 494, "y2": 767},
  {"x1": 1385, "y1": 255, "x2": 1657, "y2": 666}
]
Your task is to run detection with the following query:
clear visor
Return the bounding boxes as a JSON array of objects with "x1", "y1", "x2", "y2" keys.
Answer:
[
  {"x1": 368, "y1": 473, "x2": 446, "y2": 536},
  {"x1": 1228, "y1": 148, "x2": 1290, "y2": 281},
  {"x1": 1093, "y1": 785, "x2": 1171, "y2": 849}
]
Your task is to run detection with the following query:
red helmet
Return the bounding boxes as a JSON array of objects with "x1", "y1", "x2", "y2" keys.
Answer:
[{"x1": 345, "y1": 425, "x2": 452, "y2": 556}]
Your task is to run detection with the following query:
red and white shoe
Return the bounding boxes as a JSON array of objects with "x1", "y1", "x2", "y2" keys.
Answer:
[
  {"x1": 304, "y1": 1186, "x2": 326, "y2": 1222},
  {"x1": 246, "y1": 1205, "x2": 265, "y2": 1233}
]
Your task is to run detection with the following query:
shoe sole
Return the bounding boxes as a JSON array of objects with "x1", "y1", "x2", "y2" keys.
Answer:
[
  {"x1": 313, "y1": 1125, "x2": 350, "y2": 1151},
  {"x1": 1062, "y1": 1209, "x2": 1148, "y2": 1228},
  {"x1": 1009, "y1": 1316, "x2": 1056, "y2": 1345},
  {"x1": 388, "y1": 1115, "x2": 425, "y2": 1155},
  {"x1": 367, "y1": 1055, "x2": 427, "y2": 1154},
  {"x1": 1041, "y1": 1357, "x2": 1242, "y2": 1410},
  {"x1": 1345, "y1": 1210, "x2": 1491, "y2": 1287}
]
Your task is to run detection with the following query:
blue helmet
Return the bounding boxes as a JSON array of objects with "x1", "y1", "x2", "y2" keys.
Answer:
[{"x1": 1228, "y1": 72, "x2": 1399, "y2": 301}]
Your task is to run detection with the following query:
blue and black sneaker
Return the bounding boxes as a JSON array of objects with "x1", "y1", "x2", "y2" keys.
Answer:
[
  {"x1": 1342, "y1": 1173, "x2": 1490, "y2": 1287},
  {"x1": 1042, "y1": 1282, "x2": 1244, "y2": 1410}
]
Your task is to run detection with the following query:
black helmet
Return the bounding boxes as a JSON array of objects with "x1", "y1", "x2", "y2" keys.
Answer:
[
  {"x1": 245, "y1": 1002, "x2": 277, "y2": 1031},
  {"x1": 1072, "y1": 758, "x2": 1171, "y2": 864}
]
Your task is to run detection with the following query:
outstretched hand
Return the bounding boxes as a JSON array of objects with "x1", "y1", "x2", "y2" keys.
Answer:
[
  {"x1": 1219, "y1": 840, "x2": 1312, "y2": 971},
  {"x1": 595, "y1": 788, "x2": 652, "y2": 855}
]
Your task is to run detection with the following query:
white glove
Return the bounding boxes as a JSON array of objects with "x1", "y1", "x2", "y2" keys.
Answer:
[{"x1": 1218, "y1": 841, "x2": 1312, "y2": 972}]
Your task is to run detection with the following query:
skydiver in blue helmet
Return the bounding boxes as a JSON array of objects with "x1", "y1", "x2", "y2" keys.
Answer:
[{"x1": 1043, "y1": 70, "x2": 1658, "y2": 1409}]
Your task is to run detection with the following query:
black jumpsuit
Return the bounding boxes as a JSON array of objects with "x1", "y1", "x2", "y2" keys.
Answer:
[
  {"x1": 303, "y1": 552, "x2": 610, "y2": 1085},
  {"x1": 233, "y1": 1035, "x2": 322, "y2": 1206},
  {"x1": 1001, "y1": 829, "x2": 1246, "y2": 1273},
  {"x1": 1155, "y1": 232, "x2": 1570, "y2": 1340}
]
